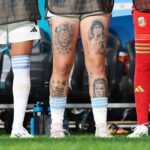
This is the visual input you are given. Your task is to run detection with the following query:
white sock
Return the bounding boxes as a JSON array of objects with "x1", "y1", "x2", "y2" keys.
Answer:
[
  {"x1": 11, "y1": 55, "x2": 31, "y2": 131},
  {"x1": 91, "y1": 97, "x2": 108, "y2": 126},
  {"x1": 50, "y1": 96, "x2": 67, "y2": 130}
]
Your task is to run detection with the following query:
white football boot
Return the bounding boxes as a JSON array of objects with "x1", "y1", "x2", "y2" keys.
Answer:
[
  {"x1": 95, "y1": 124, "x2": 113, "y2": 138},
  {"x1": 50, "y1": 123, "x2": 69, "y2": 139},
  {"x1": 127, "y1": 125, "x2": 149, "y2": 138},
  {"x1": 11, "y1": 127, "x2": 34, "y2": 138}
]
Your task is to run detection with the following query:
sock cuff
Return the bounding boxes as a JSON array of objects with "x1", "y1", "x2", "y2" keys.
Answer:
[
  {"x1": 11, "y1": 55, "x2": 31, "y2": 59},
  {"x1": 91, "y1": 97, "x2": 108, "y2": 108},
  {"x1": 11, "y1": 55, "x2": 31, "y2": 70},
  {"x1": 91, "y1": 97, "x2": 108, "y2": 101},
  {"x1": 50, "y1": 96, "x2": 67, "y2": 110},
  {"x1": 50, "y1": 96, "x2": 67, "y2": 99}
]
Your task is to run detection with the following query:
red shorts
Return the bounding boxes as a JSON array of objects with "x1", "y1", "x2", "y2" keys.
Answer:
[
  {"x1": 133, "y1": 9, "x2": 150, "y2": 36},
  {"x1": 132, "y1": 9, "x2": 150, "y2": 54}
]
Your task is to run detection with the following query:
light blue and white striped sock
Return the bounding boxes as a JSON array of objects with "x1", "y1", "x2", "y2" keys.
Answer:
[
  {"x1": 91, "y1": 97, "x2": 108, "y2": 126},
  {"x1": 50, "y1": 96, "x2": 67, "y2": 129},
  {"x1": 11, "y1": 55, "x2": 30, "y2": 70},
  {"x1": 11, "y1": 55, "x2": 31, "y2": 131}
]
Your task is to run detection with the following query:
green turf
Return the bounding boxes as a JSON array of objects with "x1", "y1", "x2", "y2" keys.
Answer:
[{"x1": 0, "y1": 134, "x2": 150, "y2": 150}]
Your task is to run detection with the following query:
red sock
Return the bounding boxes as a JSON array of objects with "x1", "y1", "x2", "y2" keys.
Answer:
[{"x1": 134, "y1": 39, "x2": 150, "y2": 125}]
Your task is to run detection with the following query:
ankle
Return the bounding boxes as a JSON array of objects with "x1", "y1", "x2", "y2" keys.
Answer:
[
  {"x1": 96, "y1": 123, "x2": 107, "y2": 127},
  {"x1": 51, "y1": 123, "x2": 63, "y2": 130}
]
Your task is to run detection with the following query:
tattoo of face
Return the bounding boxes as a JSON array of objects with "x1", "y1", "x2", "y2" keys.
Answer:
[
  {"x1": 93, "y1": 78, "x2": 108, "y2": 97},
  {"x1": 55, "y1": 22, "x2": 74, "y2": 55},
  {"x1": 51, "y1": 80, "x2": 67, "y2": 96},
  {"x1": 88, "y1": 20, "x2": 105, "y2": 54}
]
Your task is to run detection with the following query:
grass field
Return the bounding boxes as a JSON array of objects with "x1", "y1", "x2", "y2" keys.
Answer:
[{"x1": 0, "y1": 134, "x2": 150, "y2": 150}]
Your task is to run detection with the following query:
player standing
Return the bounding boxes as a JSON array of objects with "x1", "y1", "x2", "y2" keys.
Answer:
[
  {"x1": 128, "y1": 0, "x2": 150, "y2": 138},
  {"x1": 0, "y1": 0, "x2": 41, "y2": 138},
  {"x1": 46, "y1": 0, "x2": 114, "y2": 138}
]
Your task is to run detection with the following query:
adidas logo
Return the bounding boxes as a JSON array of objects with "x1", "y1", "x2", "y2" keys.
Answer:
[
  {"x1": 135, "y1": 86, "x2": 145, "y2": 93},
  {"x1": 31, "y1": 27, "x2": 37, "y2": 32}
]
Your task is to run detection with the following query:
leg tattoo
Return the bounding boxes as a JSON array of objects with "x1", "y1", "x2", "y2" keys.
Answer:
[
  {"x1": 93, "y1": 78, "x2": 108, "y2": 97},
  {"x1": 88, "y1": 20, "x2": 105, "y2": 54},
  {"x1": 51, "y1": 80, "x2": 67, "y2": 97},
  {"x1": 55, "y1": 22, "x2": 74, "y2": 55}
]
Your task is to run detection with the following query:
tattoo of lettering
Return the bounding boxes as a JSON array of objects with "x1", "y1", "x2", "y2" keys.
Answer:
[
  {"x1": 55, "y1": 22, "x2": 74, "y2": 55},
  {"x1": 93, "y1": 78, "x2": 108, "y2": 97},
  {"x1": 88, "y1": 20, "x2": 105, "y2": 54},
  {"x1": 51, "y1": 80, "x2": 67, "y2": 96}
]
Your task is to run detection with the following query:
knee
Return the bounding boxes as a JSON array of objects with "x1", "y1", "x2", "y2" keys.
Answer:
[
  {"x1": 87, "y1": 59, "x2": 106, "y2": 75},
  {"x1": 53, "y1": 63, "x2": 73, "y2": 76}
]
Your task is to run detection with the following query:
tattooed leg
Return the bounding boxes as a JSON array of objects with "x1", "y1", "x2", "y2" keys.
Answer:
[
  {"x1": 81, "y1": 15, "x2": 112, "y2": 137},
  {"x1": 51, "y1": 21, "x2": 78, "y2": 96},
  {"x1": 80, "y1": 15, "x2": 110, "y2": 96},
  {"x1": 48, "y1": 17, "x2": 79, "y2": 138}
]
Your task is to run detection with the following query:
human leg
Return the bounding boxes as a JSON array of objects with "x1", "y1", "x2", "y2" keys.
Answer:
[
  {"x1": 128, "y1": 10, "x2": 150, "y2": 138},
  {"x1": 80, "y1": 14, "x2": 112, "y2": 138},
  {"x1": 49, "y1": 16, "x2": 79, "y2": 138},
  {"x1": 9, "y1": 21, "x2": 40, "y2": 138}
]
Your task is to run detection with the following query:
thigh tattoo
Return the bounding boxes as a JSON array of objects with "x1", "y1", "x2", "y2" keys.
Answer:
[
  {"x1": 55, "y1": 22, "x2": 74, "y2": 55},
  {"x1": 88, "y1": 20, "x2": 106, "y2": 54}
]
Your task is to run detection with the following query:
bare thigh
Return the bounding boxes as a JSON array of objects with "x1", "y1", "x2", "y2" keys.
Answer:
[
  {"x1": 10, "y1": 41, "x2": 33, "y2": 56},
  {"x1": 49, "y1": 16, "x2": 79, "y2": 75},
  {"x1": 80, "y1": 14, "x2": 110, "y2": 74}
]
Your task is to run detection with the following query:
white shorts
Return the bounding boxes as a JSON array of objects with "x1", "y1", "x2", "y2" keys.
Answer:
[
  {"x1": 47, "y1": 10, "x2": 105, "y2": 21},
  {"x1": 0, "y1": 21, "x2": 41, "y2": 44},
  {"x1": 47, "y1": 11, "x2": 56, "y2": 18}
]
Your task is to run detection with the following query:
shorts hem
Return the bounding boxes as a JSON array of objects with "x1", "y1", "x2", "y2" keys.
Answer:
[{"x1": 9, "y1": 36, "x2": 41, "y2": 43}]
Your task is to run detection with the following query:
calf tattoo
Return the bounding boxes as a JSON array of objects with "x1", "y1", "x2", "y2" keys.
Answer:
[
  {"x1": 93, "y1": 78, "x2": 108, "y2": 97},
  {"x1": 88, "y1": 20, "x2": 105, "y2": 54},
  {"x1": 55, "y1": 22, "x2": 74, "y2": 55},
  {"x1": 51, "y1": 80, "x2": 67, "y2": 96}
]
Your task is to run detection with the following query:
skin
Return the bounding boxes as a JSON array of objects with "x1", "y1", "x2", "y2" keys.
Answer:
[
  {"x1": 49, "y1": 17, "x2": 79, "y2": 97},
  {"x1": 81, "y1": 14, "x2": 110, "y2": 97},
  {"x1": 10, "y1": 41, "x2": 33, "y2": 56},
  {"x1": 49, "y1": 14, "x2": 110, "y2": 98}
]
